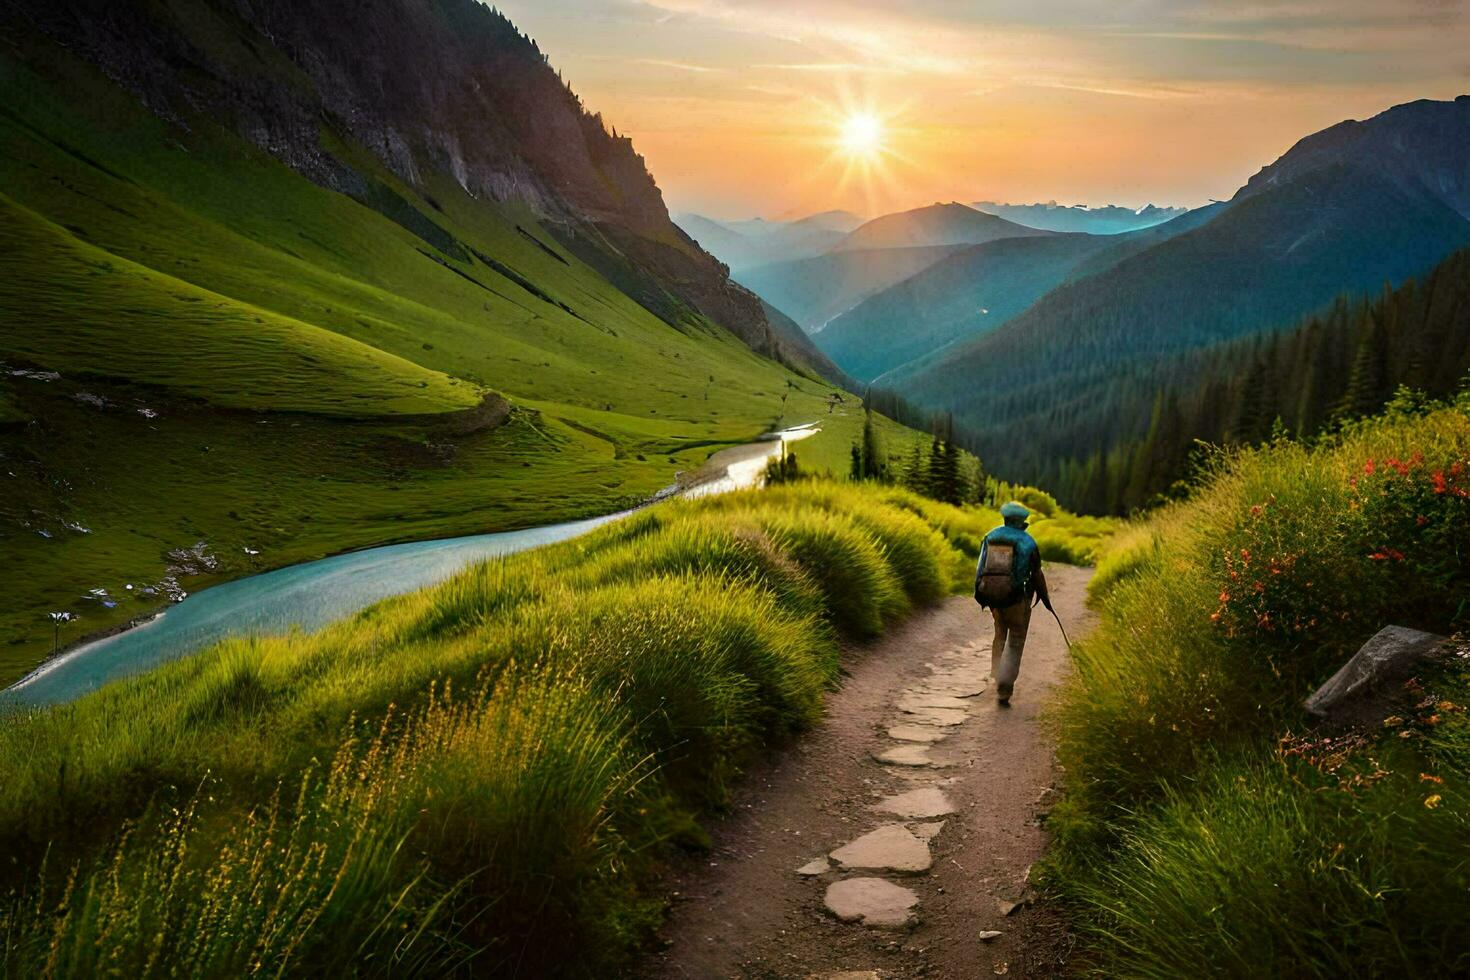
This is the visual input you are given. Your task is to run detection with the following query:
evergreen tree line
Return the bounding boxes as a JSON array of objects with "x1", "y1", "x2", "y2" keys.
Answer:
[
  {"x1": 849, "y1": 401, "x2": 986, "y2": 506},
  {"x1": 873, "y1": 247, "x2": 1470, "y2": 515},
  {"x1": 1049, "y1": 247, "x2": 1470, "y2": 513}
]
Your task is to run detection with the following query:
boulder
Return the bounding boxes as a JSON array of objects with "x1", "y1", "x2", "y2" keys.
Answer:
[{"x1": 1304, "y1": 626, "x2": 1452, "y2": 725}]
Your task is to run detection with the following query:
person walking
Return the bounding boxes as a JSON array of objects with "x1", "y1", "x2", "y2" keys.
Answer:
[{"x1": 973, "y1": 502, "x2": 1051, "y2": 706}]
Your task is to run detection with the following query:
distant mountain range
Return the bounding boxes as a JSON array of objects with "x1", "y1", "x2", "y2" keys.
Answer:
[
  {"x1": 970, "y1": 201, "x2": 1188, "y2": 235},
  {"x1": 671, "y1": 210, "x2": 863, "y2": 271},
  {"x1": 734, "y1": 244, "x2": 967, "y2": 333},
  {"x1": 683, "y1": 199, "x2": 1187, "y2": 337},
  {"x1": 819, "y1": 204, "x2": 1227, "y2": 382},
  {"x1": 872, "y1": 95, "x2": 1470, "y2": 507}
]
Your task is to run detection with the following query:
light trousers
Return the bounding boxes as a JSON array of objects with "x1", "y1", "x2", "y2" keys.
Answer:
[{"x1": 990, "y1": 600, "x2": 1033, "y2": 693}]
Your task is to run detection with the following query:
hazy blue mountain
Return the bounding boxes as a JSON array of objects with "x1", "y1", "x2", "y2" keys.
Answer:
[
  {"x1": 783, "y1": 209, "x2": 867, "y2": 233},
  {"x1": 673, "y1": 211, "x2": 848, "y2": 270},
  {"x1": 817, "y1": 204, "x2": 1225, "y2": 382},
  {"x1": 734, "y1": 245, "x2": 965, "y2": 332},
  {"x1": 970, "y1": 201, "x2": 1188, "y2": 234},
  {"x1": 817, "y1": 234, "x2": 1114, "y2": 381},
  {"x1": 832, "y1": 202, "x2": 1049, "y2": 252}
]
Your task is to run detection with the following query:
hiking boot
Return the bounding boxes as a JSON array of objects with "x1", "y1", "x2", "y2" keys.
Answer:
[{"x1": 997, "y1": 682, "x2": 1013, "y2": 706}]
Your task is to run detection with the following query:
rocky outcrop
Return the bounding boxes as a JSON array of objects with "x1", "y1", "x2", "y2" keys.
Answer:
[
  {"x1": 8, "y1": 0, "x2": 838, "y2": 381},
  {"x1": 1304, "y1": 625, "x2": 1455, "y2": 727}
]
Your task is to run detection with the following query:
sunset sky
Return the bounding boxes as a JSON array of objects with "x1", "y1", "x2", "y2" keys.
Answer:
[{"x1": 495, "y1": 1, "x2": 1469, "y2": 219}]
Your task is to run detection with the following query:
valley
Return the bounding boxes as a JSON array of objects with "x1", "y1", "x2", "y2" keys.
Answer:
[{"x1": 1, "y1": 1, "x2": 1467, "y2": 978}]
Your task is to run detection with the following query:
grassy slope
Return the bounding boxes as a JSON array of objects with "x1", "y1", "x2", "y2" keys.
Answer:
[
  {"x1": 1048, "y1": 395, "x2": 1470, "y2": 976},
  {"x1": 0, "y1": 46, "x2": 926, "y2": 683},
  {"x1": 0, "y1": 481, "x2": 1002, "y2": 976}
]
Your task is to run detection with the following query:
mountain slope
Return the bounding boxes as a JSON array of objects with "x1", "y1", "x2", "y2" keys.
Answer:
[
  {"x1": 735, "y1": 245, "x2": 965, "y2": 331},
  {"x1": 0, "y1": 1, "x2": 915, "y2": 682},
  {"x1": 1056, "y1": 246, "x2": 1470, "y2": 513},
  {"x1": 886, "y1": 96, "x2": 1470, "y2": 501},
  {"x1": 816, "y1": 204, "x2": 1227, "y2": 382},
  {"x1": 818, "y1": 234, "x2": 1114, "y2": 381},
  {"x1": 834, "y1": 202, "x2": 1049, "y2": 252}
]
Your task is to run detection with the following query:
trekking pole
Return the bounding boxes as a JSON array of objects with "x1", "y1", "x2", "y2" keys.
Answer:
[{"x1": 1047, "y1": 605, "x2": 1073, "y2": 651}]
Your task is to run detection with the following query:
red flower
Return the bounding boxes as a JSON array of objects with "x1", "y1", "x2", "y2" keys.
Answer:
[
  {"x1": 1432, "y1": 471, "x2": 1448, "y2": 494},
  {"x1": 1417, "y1": 515, "x2": 1429, "y2": 527},
  {"x1": 1364, "y1": 458, "x2": 1376, "y2": 475}
]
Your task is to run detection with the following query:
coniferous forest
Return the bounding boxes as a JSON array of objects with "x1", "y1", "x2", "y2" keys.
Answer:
[{"x1": 875, "y1": 247, "x2": 1470, "y2": 514}]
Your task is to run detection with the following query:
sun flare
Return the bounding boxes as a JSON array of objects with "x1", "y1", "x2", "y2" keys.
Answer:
[{"x1": 840, "y1": 113, "x2": 884, "y2": 155}]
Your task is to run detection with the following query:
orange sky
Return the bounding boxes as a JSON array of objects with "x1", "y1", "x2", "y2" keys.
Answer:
[{"x1": 496, "y1": 0, "x2": 1469, "y2": 219}]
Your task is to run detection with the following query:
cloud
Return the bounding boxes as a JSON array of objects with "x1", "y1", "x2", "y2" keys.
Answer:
[{"x1": 634, "y1": 58, "x2": 723, "y2": 73}]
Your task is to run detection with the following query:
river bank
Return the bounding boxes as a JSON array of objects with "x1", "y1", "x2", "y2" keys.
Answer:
[{"x1": 3, "y1": 424, "x2": 821, "y2": 707}]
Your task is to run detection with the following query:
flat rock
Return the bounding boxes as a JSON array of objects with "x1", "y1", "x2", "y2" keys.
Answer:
[
  {"x1": 823, "y1": 878, "x2": 920, "y2": 929},
  {"x1": 899, "y1": 707, "x2": 968, "y2": 726},
  {"x1": 874, "y1": 786, "x2": 957, "y2": 819},
  {"x1": 898, "y1": 693, "x2": 973, "y2": 711},
  {"x1": 886, "y1": 724, "x2": 949, "y2": 743},
  {"x1": 978, "y1": 930, "x2": 1003, "y2": 942},
  {"x1": 911, "y1": 821, "x2": 946, "y2": 841},
  {"x1": 797, "y1": 856, "x2": 832, "y2": 876},
  {"x1": 1304, "y1": 625, "x2": 1452, "y2": 724},
  {"x1": 874, "y1": 745, "x2": 936, "y2": 767},
  {"x1": 831, "y1": 824, "x2": 933, "y2": 873},
  {"x1": 924, "y1": 678, "x2": 988, "y2": 698}
]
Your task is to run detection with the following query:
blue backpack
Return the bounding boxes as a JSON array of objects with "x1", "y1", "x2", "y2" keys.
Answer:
[{"x1": 974, "y1": 526, "x2": 1037, "y2": 609}]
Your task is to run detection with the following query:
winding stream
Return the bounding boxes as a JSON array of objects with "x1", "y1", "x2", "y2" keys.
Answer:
[{"x1": 3, "y1": 424, "x2": 820, "y2": 708}]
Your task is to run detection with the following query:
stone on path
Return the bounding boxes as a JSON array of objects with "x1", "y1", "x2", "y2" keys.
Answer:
[
  {"x1": 911, "y1": 820, "x2": 945, "y2": 841},
  {"x1": 886, "y1": 724, "x2": 949, "y2": 743},
  {"x1": 874, "y1": 786, "x2": 957, "y2": 819},
  {"x1": 898, "y1": 693, "x2": 973, "y2": 712},
  {"x1": 979, "y1": 930, "x2": 1003, "y2": 942},
  {"x1": 797, "y1": 856, "x2": 832, "y2": 876},
  {"x1": 924, "y1": 677, "x2": 988, "y2": 698},
  {"x1": 874, "y1": 744, "x2": 938, "y2": 767},
  {"x1": 899, "y1": 707, "x2": 968, "y2": 726},
  {"x1": 831, "y1": 824, "x2": 933, "y2": 873},
  {"x1": 807, "y1": 973, "x2": 882, "y2": 980},
  {"x1": 823, "y1": 878, "x2": 920, "y2": 929}
]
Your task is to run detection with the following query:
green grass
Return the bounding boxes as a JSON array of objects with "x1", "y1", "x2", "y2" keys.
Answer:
[
  {"x1": 1045, "y1": 393, "x2": 1470, "y2": 977},
  {"x1": 0, "y1": 480, "x2": 986, "y2": 977},
  {"x1": 0, "y1": 41, "x2": 930, "y2": 684}
]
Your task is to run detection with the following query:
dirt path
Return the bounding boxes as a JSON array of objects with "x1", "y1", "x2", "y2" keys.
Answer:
[{"x1": 647, "y1": 564, "x2": 1095, "y2": 980}]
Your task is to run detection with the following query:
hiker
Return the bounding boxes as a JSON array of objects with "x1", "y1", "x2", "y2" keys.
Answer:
[{"x1": 973, "y1": 502, "x2": 1051, "y2": 706}]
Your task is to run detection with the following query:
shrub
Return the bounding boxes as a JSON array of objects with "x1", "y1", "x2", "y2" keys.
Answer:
[{"x1": 1048, "y1": 398, "x2": 1470, "y2": 976}]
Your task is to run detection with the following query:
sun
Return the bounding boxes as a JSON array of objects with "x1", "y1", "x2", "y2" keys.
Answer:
[{"x1": 840, "y1": 113, "x2": 884, "y2": 155}]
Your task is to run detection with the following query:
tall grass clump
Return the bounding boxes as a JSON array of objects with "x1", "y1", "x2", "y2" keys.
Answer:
[
  {"x1": 1047, "y1": 393, "x2": 1470, "y2": 977},
  {"x1": 0, "y1": 479, "x2": 1005, "y2": 977}
]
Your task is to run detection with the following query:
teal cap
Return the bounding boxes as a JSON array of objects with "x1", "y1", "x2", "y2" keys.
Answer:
[{"x1": 1000, "y1": 502, "x2": 1030, "y2": 524}]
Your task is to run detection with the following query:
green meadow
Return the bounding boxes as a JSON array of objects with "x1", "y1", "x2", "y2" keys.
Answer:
[
  {"x1": 0, "y1": 481, "x2": 1004, "y2": 977},
  {"x1": 1047, "y1": 392, "x2": 1470, "y2": 976},
  {"x1": 0, "y1": 46, "x2": 919, "y2": 683}
]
